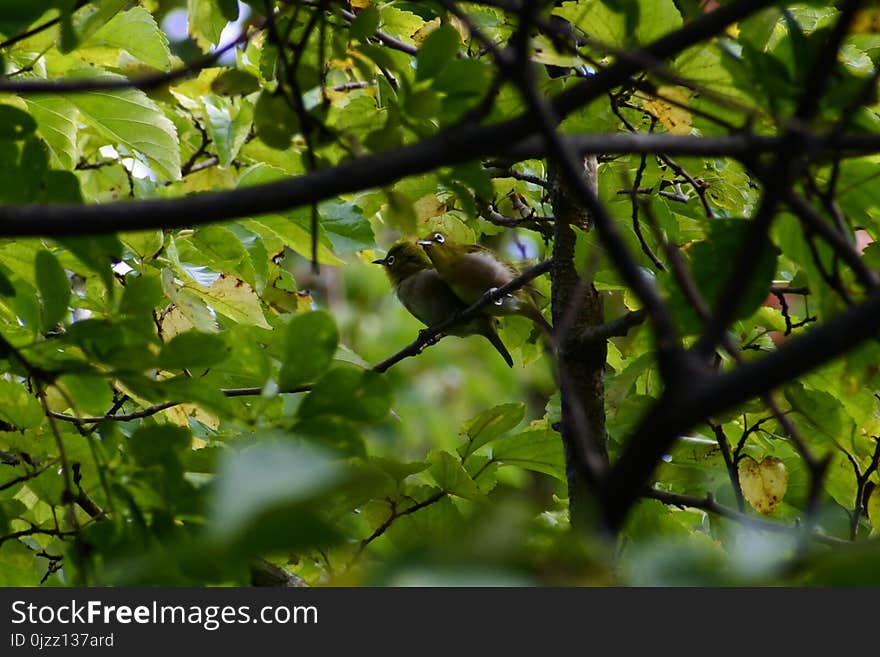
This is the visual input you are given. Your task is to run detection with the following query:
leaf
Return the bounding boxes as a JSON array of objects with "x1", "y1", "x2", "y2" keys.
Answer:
[
  {"x1": 868, "y1": 485, "x2": 880, "y2": 532},
  {"x1": 158, "y1": 331, "x2": 230, "y2": 370},
  {"x1": 23, "y1": 96, "x2": 78, "y2": 170},
  {"x1": 666, "y1": 219, "x2": 777, "y2": 335},
  {"x1": 279, "y1": 310, "x2": 339, "y2": 390},
  {"x1": 416, "y1": 23, "x2": 459, "y2": 80},
  {"x1": 208, "y1": 439, "x2": 344, "y2": 542},
  {"x1": 34, "y1": 250, "x2": 70, "y2": 330},
  {"x1": 738, "y1": 455, "x2": 788, "y2": 515},
  {"x1": 297, "y1": 367, "x2": 391, "y2": 423},
  {"x1": 492, "y1": 428, "x2": 565, "y2": 481},
  {"x1": 429, "y1": 450, "x2": 482, "y2": 500},
  {"x1": 254, "y1": 91, "x2": 299, "y2": 150},
  {"x1": 87, "y1": 7, "x2": 171, "y2": 71},
  {"x1": 61, "y1": 68, "x2": 181, "y2": 180},
  {"x1": 187, "y1": 0, "x2": 229, "y2": 49},
  {"x1": 0, "y1": 380, "x2": 43, "y2": 430},
  {"x1": 189, "y1": 274, "x2": 270, "y2": 329},
  {"x1": 55, "y1": 374, "x2": 113, "y2": 416},
  {"x1": 783, "y1": 382, "x2": 850, "y2": 452},
  {"x1": 643, "y1": 85, "x2": 693, "y2": 134},
  {"x1": 350, "y1": 5, "x2": 380, "y2": 40},
  {"x1": 210, "y1": 70, "x2": 260, "y2": 96},
  {"x1": 130, "y1": 425, "x2": 191, "y2": 467},
  {"x1": 0, "y1": 105, "x2": 36, "y2": 140},
  {"x1": 55, "y1": 234, "x2": 123, "y2": 293},
  {"x1": 203, "y1": 95, "x2": 253, "y2": 167},
  {"x1": 319, "y1": 200, "x2": 376, "y2": 253},
  {"x1": 457, "y1": 402, "x2": 525, "y2": 459}
]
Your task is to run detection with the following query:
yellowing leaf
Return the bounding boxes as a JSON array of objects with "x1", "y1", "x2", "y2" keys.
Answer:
[
  {"x1": 738, "y1": 456, "x2": 788, "y2": 515},
  {"x1": 643, "y1": 86, "x2": 693, "y2": 135},
  {"x1": 189, "y1": 274, "x2": 271, "y2": 329},
  {"x1": 413, "y1": 17, "x2": 441, "y2": 46},
  {"x1": 164, "y1": 403, "x2": 219, "y2": 430},
  {"x1": 350, "y1": 0, "x2": 370, "y2": 8},
  {"x1": 852, "y1": 9, "x2": 880, "y2": 34},
  {"x1": 413, "y1": 194, "x2": 446, "y2": 222}
]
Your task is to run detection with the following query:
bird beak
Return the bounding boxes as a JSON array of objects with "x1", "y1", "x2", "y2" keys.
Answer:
[
  {"x1": 372, "y1": 257, "x2": 387, "y2": 265},
  {"x1": 417, "y1": 239, "x2": 433, "y2": 247}
]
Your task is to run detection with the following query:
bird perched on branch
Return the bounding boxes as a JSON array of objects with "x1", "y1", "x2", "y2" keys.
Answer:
[
  {"x1": 418, "y1": 232, "x2": 553, "y2": 335},
  {"x1": 374, "y1": 240, "x2": 513, "y2": 367}
]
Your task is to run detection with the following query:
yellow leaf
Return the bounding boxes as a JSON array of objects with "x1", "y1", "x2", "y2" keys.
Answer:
[
  {"x1": 643, "y1": 86, "x2": 693, "y2": 135},
  {"x1": 350, "y1": 0, "x2": 370, "y2": 8},
  {"x1": 164, "y1": 403, "x2": 219, "y2": 430},
  {"x1": 738, "y1": 455, "x2": 789, "y2": 515},
  {"x1": 412, "y1": 17, "x2": 441, "y2": 46},
  {"x1": 852, "y1": 9, "x2": 880, "y2": 34},
  {"x1": 188, "y1": 274, "x2": 271, "y2": 329},
  {"x1": 413, "y1": 194, "x2": 446, "y2": 222}
]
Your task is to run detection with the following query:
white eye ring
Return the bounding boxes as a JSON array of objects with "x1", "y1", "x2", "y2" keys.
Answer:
[
  {"x1": 434, "y1": 233, "x2": 445, "y2": 244},
  {"x1": 386, "y1": 255, "x2": 395, "y2": 265}
]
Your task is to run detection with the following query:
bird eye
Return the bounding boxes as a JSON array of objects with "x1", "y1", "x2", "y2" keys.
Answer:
[
  {"x1": 434, "y1": 233, "x2": 445, "y2": 244},
  {"x1": 386, "y1": 255, "x2": 395, "y2": 265}
]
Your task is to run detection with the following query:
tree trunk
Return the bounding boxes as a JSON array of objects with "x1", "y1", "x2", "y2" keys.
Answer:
[{"x1": 548, "y1": 155, "x2": 608, "y2": 531}]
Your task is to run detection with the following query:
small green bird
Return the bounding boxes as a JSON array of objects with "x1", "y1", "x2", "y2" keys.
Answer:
[
  {"x1": 373, "y1": 241, "x2": 513, "y2": 367},
  {"x1": 418, "y1": 232, "x2": 553, "y2": 334}
]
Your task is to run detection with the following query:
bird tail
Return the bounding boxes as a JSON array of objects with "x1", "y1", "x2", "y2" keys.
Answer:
[{"x1": 482, "y1": 328, "x2": 513, "y2": 368}]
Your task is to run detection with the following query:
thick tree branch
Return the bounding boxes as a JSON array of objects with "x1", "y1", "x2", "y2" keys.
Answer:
[
  {"x1": 0, "y1": 0, "x2": 777, "y2": 236},
  {"x1": 605, "y1": 284, "x2": 880, "y2": 530}
]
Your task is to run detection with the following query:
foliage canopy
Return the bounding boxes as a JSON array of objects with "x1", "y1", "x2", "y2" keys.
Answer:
[{"x1": 0, "y1": 0, "x2": 879, "y2": 586}]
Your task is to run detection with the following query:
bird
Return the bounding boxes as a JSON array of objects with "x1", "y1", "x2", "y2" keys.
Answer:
[
  {"x1": 417, "y1": 232, "x2": 553, "y2": 335},
  {"x1": 373, "y1": 240, "x2": 513, "y2": 367}
]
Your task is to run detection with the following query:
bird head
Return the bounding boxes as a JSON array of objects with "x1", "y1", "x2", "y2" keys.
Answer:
[
  {"x1": 373, "y1": 240, "x2": 432, "y2": 285},
  {"x1": 417, "y1": 232, "x2": 460, "y2": 269}
]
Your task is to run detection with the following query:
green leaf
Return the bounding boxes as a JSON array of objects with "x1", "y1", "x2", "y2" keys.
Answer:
[
  {"x1": 203, "y1": 95, "x2": 253, "y2": 167},
  {"x1": 319, "y1": 200, "x2": 375, "y2": 253},
  {"x1": 55, "y1": 234, "x2": 123, "y2": 293},
  {"x1": 34, "y1": 250, "x2": 70, "y2": 329},
  {"x1": 429, "y1": 450, "x2": 482, "y2": 500},
  {"x1": 492, "y1": 428, "x2": 566, "y2": 481},
  {"x1": 55, "y1": 374, "x2": 113, "y2": 416},
  {"x1": 23, "y1": 96, "x2": 78, "y2": 170},
  {"x1": 187, "y1": 0, "x2": 229, "y2": 49},
  {"x1": 0, "y1": 105, "x2": 36, "y2": 140},
  {"x1": 210, "y1": 70, "x2": 260, "y2": 96},
  {"x1": 158, "y1": 331, "x2": 230, "y2": 370},
  {"x1": 0, "y1": 380, "x2": 43, "y2": 430},
  {"x1": 61, "y1": 69, "x2": 181, "y2": 180},
  {"x1": 292, "y1": 416, "x2": 366, "y2": 458},
  {"x1": 297, "y1": 367, "x2": 391, "y2": 423},
  {"x1": 279, "y1": 310, "x2": 339, "y2": 390},
  {"x1": 350, "y1": 6, "x2": 380, "y2": 41},
  {"x1": 208, "y1": 439, "x2": 344, "y2": 542},
  {"x1": 783, "y1": 382, "x2": 850, "y2": 452},
  {"x1": 458, "y1": 402, "x2": 525, "y2": 459},
  {"x1": 69, "y1": 0, "x2": 130, "y2": 46},
  {"x1": 87, "y1": 7, "x2": 171, "y2": 71},
  {"x1": 666, "y1": 219, "x2": 778, "y2": 335},
  {"x1": 254, "y1": 91, "x2": 299, "y2": 150},
  {"x1": 416, "y1": 24, "x2": 460, "y2": 80},
  {"x1": 130, "y1": 425, "x2": 191, "y2": 467}
]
